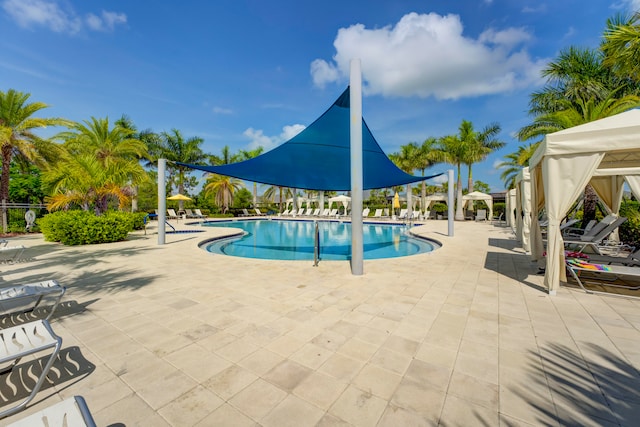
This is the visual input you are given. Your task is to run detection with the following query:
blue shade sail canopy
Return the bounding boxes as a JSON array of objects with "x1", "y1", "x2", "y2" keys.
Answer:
[{"x1": 178, "y1": 87, "x2": 442, "y2": 191}]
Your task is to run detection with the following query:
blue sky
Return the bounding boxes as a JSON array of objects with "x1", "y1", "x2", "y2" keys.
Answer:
[{"x1": 1, "y1": 0, "x2": 638, "y2": 194}]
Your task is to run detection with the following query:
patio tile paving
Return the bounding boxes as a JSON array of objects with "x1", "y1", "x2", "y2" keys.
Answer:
[{"x1": 1, "y1": 220, "x2": 639, "y2": 426}]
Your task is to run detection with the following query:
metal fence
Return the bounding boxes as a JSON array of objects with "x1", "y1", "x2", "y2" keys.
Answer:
[{"x1": 0, "y1": 202, "x2": 48, "y2": 233}]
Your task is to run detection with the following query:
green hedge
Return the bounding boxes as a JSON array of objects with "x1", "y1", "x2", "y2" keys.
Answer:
[
  {"x1": 38, "y1": 210, "x2": 135, "y2": 245},
  {"x1": 619, "y1": 200, "x2": 640, "y2": 248}
]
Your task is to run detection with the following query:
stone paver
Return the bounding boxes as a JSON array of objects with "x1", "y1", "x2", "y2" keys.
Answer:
[{"x1": 1, "y1": 219, "x2": 639, "y2": 426}]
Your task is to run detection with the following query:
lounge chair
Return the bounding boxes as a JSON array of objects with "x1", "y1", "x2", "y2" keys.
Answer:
[
  {"x1": 320, "y1": 209, "x2": 330, "y2": 216},
  {"x1": 254, "y1": 208, "x2": 267, "y2": 216},
  {"x1": 312, "y1": 208, "x2": 320, "y2": 216},
  {"x1": 0, "y1": 240, "x2": 26, "y2": 263},
  {"x1": 475, "y1": 209, "x2": 487, "y2": 221},
  {"x1": 412, "y1": 210, "x2": 421, "y2": 220},
  {"x1": 362, "y1": 208, "x2": 370, "y2": 217},
  {"x1": 565, "y1": 258, "x2": 640, "y2": 297},
  {"x1": 279, "y1": 209, "x2": 290, "y2": 216},
  {"x1": 304, "y1": 208, "x2": 313, "y2": 216},
  {"x1": 398, "y1": 209, "x2": 408, "y2": 220},
  {"x1": 373, "y1": 209, "x2": 383, "y2": 219},
  {"x1": 167, "y1": 209, "x2": 178, "y2": 219},
  {"x1": 563, "y1": 216, "x2": 628, "y2": 254},
  {"x1": 184, "y1": 209, "x2": 198, "y2": 218},
  {"x1": 329, "y1": 208, "x2": 338, "y2": 217},
  {"x1": 194, "y1": 209, "x2": 207, "y2": 218},
  {"x1": 7, "y1": 395, "x2": 97, "y2": 427},
  {"x1": 583, "y1": 247, "x2": 640, "y2": 267},
  {"x1": 0, "y1": 280, "x2": 66, "y2": 321},
  {"x1": 241, "y1": 208, "x2": 254, "y2": 217},
  {"x1": 563, "y1": 214, "x2": 619, "y2": 241},
  {"x1": 0, "y1": 320, "x2": 63, "y2": 419}
]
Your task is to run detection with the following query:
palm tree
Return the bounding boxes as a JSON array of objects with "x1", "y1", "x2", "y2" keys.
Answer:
[
  {"x1": 417, "y1": 137, "x2": 439, "y2": 214},
  {"x1": 148, "y1": 129, "x2": 206, "y2": 211},
  {"x1": 431, "y1": 134, "x2": 469, "y2": 220},
  {"x1": 115, "y1": 115, "x2": 158, "y2": 211},
  {"x1": 390, "y1": 142, "x2": 423, "y2": 212},
  {"x1": 238, "y1": 147, "x2": 264, "y2": 207},
  {"x1": 602, "y1": 13, "x2": 640, "y2": 82},
  {"x1": 0, "y1": 89, "x2": 71, "y2": 228},
  {"x1": 498, "y1": 143, "x2": 539, "y2": 189},
  {"x1": 44, "y1": 152, "x2": 139, "y2": 214},
  {"x1": 59, "y1": 116, "x2": 148, "y2": 213},
  {"x1": 458, "y1": 120, "x2": 504, "y2": 192},
  {"x1": 204, "y1": 174, "x2": 243, "y2": 213}
]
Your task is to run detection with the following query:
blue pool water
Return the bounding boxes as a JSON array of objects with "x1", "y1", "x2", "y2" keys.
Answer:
[{"x1": 201, "y1": 219, "x2": 438, "y2": 260}]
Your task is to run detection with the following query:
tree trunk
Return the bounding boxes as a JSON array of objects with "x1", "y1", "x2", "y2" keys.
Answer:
[
  {"x1": 0, "y1": 146, "x2": 11, "y2": 233},
  {"x1": 253, "y1": 182, "x2": 258, "y2": 207},
  {"x1": 455, "y1": 165, "x2": 465, "y2": 221},
  {"x1": 582, "y1": 184, "x2": 598, "y2": 228},
  {"x1": 467, "y1": 164, "x2": 473, "y2": 193},
  {"x1": 131, "y1": 185, "x2": 139, "y2": 212}
]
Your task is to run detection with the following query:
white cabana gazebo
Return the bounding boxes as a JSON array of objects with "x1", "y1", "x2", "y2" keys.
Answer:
[
  {"x1": 515, "y1": 168, "x2": 531, "y2": 253},
  {"x1": 423, "y1": 193, "x2": 448, "y2": 217},
  {"x1": 328, "y1": 195, "x2": 351, "y2": 213},
  {"x1": 529, "y1": 109, "x2": 640, "y2": 295},
  {"x1": 462, "y1": 191, "x2": 493, "y2": 219},
  {"x1": 506, "y1": 188, "x2": 517, "y2": 231}
]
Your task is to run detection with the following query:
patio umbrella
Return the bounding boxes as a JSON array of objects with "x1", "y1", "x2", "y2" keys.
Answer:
[
  {"x1": 393, "y1": 192, "x2": 400, "y2": 209},
  {"x1": 167, "y1": 194, "x2": 192, "y2": 201}
]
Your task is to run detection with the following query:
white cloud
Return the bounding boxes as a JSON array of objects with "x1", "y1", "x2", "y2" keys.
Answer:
[
  {"x1": 213, "y1": 106, "x2": 233, "y2": 115},
  {"x1": 432, "y1": 174, "x2": 449, "y2": 184},
  {"x1": 310, "y1": 12, "x2": 546, "y2": 100},
  {"x1": 86, "y1": 11, "x2": 126, "y2": 32},
  {"x1": 244, "y1": 124, "x2": 306, "y2": 151},
  {"x1": 617, "y1": 0, "x2": 640, "y2": 11},
  {"x1": 2, "y1": 0, "x2": 126, "y2": 34}
]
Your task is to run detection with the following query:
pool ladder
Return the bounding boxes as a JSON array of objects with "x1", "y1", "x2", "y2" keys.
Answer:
[{"x1": 313, "y1": 221, "x2": 320, "y2": 267}]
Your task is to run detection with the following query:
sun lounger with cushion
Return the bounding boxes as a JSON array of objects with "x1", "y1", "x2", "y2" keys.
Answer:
[
  {"x1": 194, "y1": 209, "x2": 207, "y2": 218},
  {"x1": 7, "y1": 395, "x2": 97, "y2": 427},
  {"x1": 0, "y1": 320, "x2": 63, "y2": 418},
  {"x1": 565, "y1": 258, "x2": 640, "y2": 297},
  {"x1": 563, "y1": 217, "x2": 627, "y2": 254},
  {"x1": 312, "y1": 208, "x2": 320, "y2": 216},
  {"x1": 167, "y1": 209, "x2": 178, "y2": 219},
  {"x1": 0, "y1": 280, "x2": 66, "y2": 321},
  {"x1": 362, "y1": 208, "x2": 370, "y2": 217},
  {"x1": 255, "y1": 208, "x2": 267, "y2": 216}
]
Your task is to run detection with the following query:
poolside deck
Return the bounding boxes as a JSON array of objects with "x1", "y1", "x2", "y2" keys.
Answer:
[{"x1": 1, "y1": 219, "x2": 639, "y2": 426}]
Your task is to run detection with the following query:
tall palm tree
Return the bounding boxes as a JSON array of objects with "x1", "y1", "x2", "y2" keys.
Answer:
[
  {"x1": 148, "y1": 129, "x2": 206, "y2": 211},
  {"x1": 204, "y1": 174, "x2": 243, "y2": 213},
  {"x1": 431, "y1": 134, "x2": 469, "y2": 220},
  {"x1": 417, "y1": 137, "x2": 439, "y2": 213},
  {"x1": 238, "y1": 147, "x2": 264, "y2": 207},
  {"x1": 458, "y1": 120, "x2": 504, "y2": 192},
  {"x1": 602, "y1": 12, "x2": 640, "y2": 82},
  {"x1": 390, "y1": 142, "x2": 423, "y2": 211},
  {"x1": 0, "y1": 89, "x2": 71, "y2": 228}
]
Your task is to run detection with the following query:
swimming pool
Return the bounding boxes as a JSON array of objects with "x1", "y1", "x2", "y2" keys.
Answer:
[{"x1": 201, "y1": 219, "x2": 439, "y2": 260}]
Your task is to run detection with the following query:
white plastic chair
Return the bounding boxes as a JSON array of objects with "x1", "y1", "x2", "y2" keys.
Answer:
[
  {"x1": 0, "y1": 280, "x2": 66, "y2": 321},
  {"x1": 7, "y1": 395, "x2": 96, "y2": 427},
  {"x1": 0, "y1": 320, "x2": 63, "y2": 419},
  {"x1": 0, "y1": 240, "x2": 26, "y2": 263}
]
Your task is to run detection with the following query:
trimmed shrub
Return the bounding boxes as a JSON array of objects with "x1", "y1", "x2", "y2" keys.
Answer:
[
  {"x1": 619, "y1": 200, "x2": 640, "y2": 248},
  {"x1": 431, "y1": 203, "x2": 448, "y2": 213},
  {"x1": 38, "y1": 210, "x2": 135, "y2": 245}
]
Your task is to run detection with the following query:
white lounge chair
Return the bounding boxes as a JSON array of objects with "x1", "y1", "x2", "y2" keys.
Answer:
[
  {"x1": 312, "y1": 208, "x2": 320, "y2": 216},
  {"x1": 320, "y1": 209, "x2": 330, "y2": 216},
  {"x1": 0, "y1": 320, "x2": 63, "y2": 419},
  {"x1": 184, "y1": 209, "x2": 198, "y2": 218},
  {"x1": 304, "y1": 208, "x2": 313, "y2": 216},
  {"x1": 7, "y1": 395, "x2": 96, "y2": 427},
  {"x1": 167, "y1": 209, "x2": 178, "y2": 219},
  {"x1": 412, "y1": 210, "x2": 421, "y2": 220},
  {"x1": 194, "y1": 209, "x2": 207, "y2": 218},
  {"x1": 475, "y1": 209, "x2": 487, "y2": 221},
  {"x1": 0, "y1": 280, "x2": 66, "y2": 321},
  {"x1": 362, "y1": 208, "x2": 370, "y2": 217},
  {"x1": 373, "y1": 209, "x2": 383, "y2": 219},
  {"x1": 329, "y1": 208, "x2": 338, "y2": 217},
  {"x1": 255, "y1": 208, "x2": 267, "y2": 216},
  {"x1": 279, "y1": 209, "x2": 290, "y2": 216},
  {"x1": 0, "y1": 240, "x2": 26, "y2": 263},
  {"x1": 296, "y1": 208, "x2": 305, "y2": 216},
  {"x1": 398, "y1": 209, "x2": 408, "y2": 220}
]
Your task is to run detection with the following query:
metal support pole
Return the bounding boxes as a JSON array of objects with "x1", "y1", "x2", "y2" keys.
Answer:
[
  {"x1": 350, "y1": 59, "x2": 364, "y2": 275},
  {"x1": 447, "y1": 169, "x2": 454, "y2": 237},
  {"x1": 158, "y1": 158, "x2": 166, "y2": 245}
]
